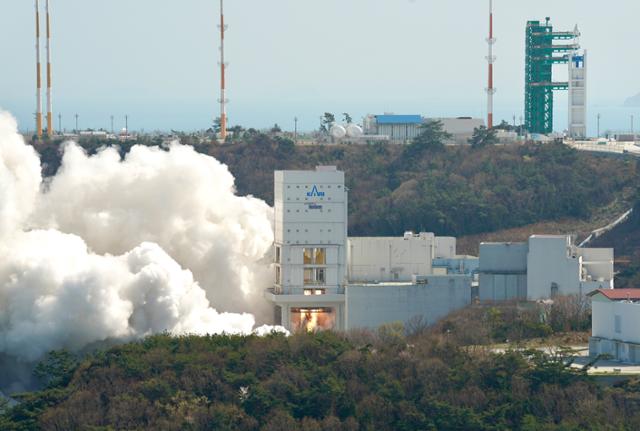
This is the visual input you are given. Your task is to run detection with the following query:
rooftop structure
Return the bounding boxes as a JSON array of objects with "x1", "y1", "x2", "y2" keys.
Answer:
[{"x1": 374, "y1": 115, "x2": 423, "y2": 125}]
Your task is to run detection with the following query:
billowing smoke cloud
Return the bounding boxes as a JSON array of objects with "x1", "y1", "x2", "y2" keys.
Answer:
[
  {"x1": 0, "y1": 112, "x2": 41, "y2": 238},
  {"x1": 34, "y1": 138, "x2": 275, "y2": 315},
  {"x1": 0, "y1": 110, "x2": 281, "y2": 367}
]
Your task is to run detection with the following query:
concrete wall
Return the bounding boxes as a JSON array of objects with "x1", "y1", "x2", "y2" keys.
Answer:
[
  {"x1": 478, "y1": 242, "x2": 528, "y2": 301},
  {"x1": 435, "y1": 237, "x2": 456, "y2": 259},
  {"x1": 592, "y1": 297, "x2": 640, "y2": 344},
  {"x1": 345, "y1": 276, "x2": 471, "y2": 330},
  {"x1": 589, "y1": 337, "x2": 640, "y2": 364},
  {"x1": 527, "y1": 236, "x2": 581, "y2": 300},
  {"x1": 348, "y1": 235, "x2": 433, "y2": 283},
  {"x1": 377, "y1": 123, "x2": 421, "y2": 141},
  {"x1": 479, "y1": 273, "x2": 527, "y2": 301},
  {"x1": 479, "y1": 243, "x2": 528, "y2": 273}
]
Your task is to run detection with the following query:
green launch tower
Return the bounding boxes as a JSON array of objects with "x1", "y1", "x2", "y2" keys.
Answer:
[{"x1": 525, "y1": 18, "x2": 580, "y2": 134}]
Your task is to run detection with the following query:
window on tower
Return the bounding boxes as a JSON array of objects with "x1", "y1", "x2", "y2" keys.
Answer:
[
  {"x1": 303, "y1": 248, "x2": 326, "y2": 265},
  {"x1": 303, "y1": 268, "x2": 326, "y2": 286}
]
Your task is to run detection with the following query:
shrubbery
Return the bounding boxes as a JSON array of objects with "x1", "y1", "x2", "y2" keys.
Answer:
[{"x1": 1, "y1": 305, "x2": 638, "y2": 430}]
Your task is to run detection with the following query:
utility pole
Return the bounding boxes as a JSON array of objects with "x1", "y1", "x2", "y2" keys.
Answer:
[
  {"x1": 74, "y1": 113, "x2": 78, "y2": 134},
  {"x1": 57, "y1": 113, "x2": 61, "y2": 134},
  {"x1": 110, "y1": 115, "x2": 114, "y2": 134},
  {"x1": 294, "y1": 117, "x2": 298, "y2": 144},
  {"x1": 125, "y1": 115, "x2": 129, "y2": 136},
  {"x1": 597, "y1": 113, "x2": 601, "y2": 138}
]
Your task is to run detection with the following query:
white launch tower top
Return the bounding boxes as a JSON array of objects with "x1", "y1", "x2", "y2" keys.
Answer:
[{"x1": 568, "y1": 27, "x2": 587, "y2": 138}]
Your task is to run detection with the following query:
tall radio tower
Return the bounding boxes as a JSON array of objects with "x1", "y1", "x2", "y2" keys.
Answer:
[
  {"x1": 486, "y1": 0, "x2": 496, "y2": 129},
  {"x1": 46, "y1": 0, "x2": 53, "y2": 137},
  {"x1": 35, "y1": 0, "x2": 43, "y2": 138},
  {"x1": 218, "y1": 0, "x2": 228, "y2": 142}
]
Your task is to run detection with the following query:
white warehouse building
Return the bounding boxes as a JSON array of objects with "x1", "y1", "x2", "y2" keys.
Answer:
[
  {"x1": 479, "y1": 235, "x2": 613, "y2": 302},
  {"x1": 363, "y1": 114, "x2": 485, "y2": 144},
  {"x1": 265, "y1": 166, "x2": 473, "y2": 332},
  {"x1": 589, "y1": 289, "x2": 640, "y2": 364}
]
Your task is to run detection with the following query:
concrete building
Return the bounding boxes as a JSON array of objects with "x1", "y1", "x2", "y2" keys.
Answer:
[
  {"x1": 479, "y1": 235, "x2": 613, "y2": 302},
  {"x1": 363, "y1": 115, "x2": 484, "y2": 144},
  {"x1": 589, "y1": 289, "x2": 640, "y2": 364},
  {"x1": 266, "y1": 166, "x2": 348, "y2": 331},
  {"x1": 431, "y1": 117, "x2": 485, "y2": 144},
  {"x1": 363, "y1": 114, "x2": 423, "y2": 142},
  {"x1": 265, "y1": 166, "x2": 473, "y2": 332}
]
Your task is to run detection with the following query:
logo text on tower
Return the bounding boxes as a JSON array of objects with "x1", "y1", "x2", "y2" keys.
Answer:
[{"x1": 306, "y1": 185, "x2": 325, "y2": 198}]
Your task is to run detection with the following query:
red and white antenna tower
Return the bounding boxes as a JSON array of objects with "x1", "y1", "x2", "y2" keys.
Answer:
[
  {"x1": 486, "y1": 0, "x2": 496, "y2": 129},
  {"x1": 35, "y1": 0, "x2": 43, "y2": 138},
  {"x1": 218, "y1": 0, "x2": 228, "y2": 142},
  {"x1": 46, "y1": 0, "x2": 53, "y2": 137}
]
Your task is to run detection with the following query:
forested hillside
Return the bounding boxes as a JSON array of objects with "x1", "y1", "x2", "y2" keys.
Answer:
[
  {"x1": 215, "y1": 137, "x2": 637, "y2": 236},
  {"x1": 35, "y1": 133, "x2": 638, "y2": 238},
  {"x1": 3, "y1": 323, "x2": 640, "y2": 430}
]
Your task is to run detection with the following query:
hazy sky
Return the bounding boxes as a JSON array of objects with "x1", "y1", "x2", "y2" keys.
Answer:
[{"x1": 1, "y1": 0, "x2": 639, "y2": 134}]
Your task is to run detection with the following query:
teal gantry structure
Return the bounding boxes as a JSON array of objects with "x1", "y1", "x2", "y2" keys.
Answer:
[{"x1": 525, "y1": 18, "x2": 580, "y2": 134}]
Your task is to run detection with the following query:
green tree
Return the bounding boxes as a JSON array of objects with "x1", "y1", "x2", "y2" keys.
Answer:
[
  {"x1": 403, "y1": 120, "x2": 451, "y2": 159},
  {"x1": 320, "y1": 113, "x2": 336, "y2": 134},
  {"x1": 211, "y1": 117, "x2": 222, "y2": 134},
  {"x1": 34, "y1": 350, "x2": 79, "y2": 389},
  {"x1": 469, "y1": 126, "x2": 498, "y2": 148},
  {"x1": 342, "y1": 113, "x2": 353, "y2": 124}
]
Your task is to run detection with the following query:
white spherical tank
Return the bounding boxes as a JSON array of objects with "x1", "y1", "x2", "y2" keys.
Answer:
[
  {"x1": 330, "y1": 124, "x2": 347, "y2": 139},
  {"x1": 346, "y1": 124, "x2": 363, "y2": 138}
]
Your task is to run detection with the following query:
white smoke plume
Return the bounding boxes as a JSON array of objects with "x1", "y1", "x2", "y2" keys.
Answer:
[
  {"x1": 34, "y1": 138, "x2": 275, "y2": 315},
  {"x1": 0, "y1": 110, "x2": 281, "y2": 369}
]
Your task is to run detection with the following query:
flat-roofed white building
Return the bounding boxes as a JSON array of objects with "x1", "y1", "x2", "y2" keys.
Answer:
[
  {"x1": 589, "y1": 289, "x2": 640, "y2": 363},
  {"x1": 479, "y1": 235, "x2": 613, "y2": 302},
  {"x1": 347, "y1": 233, "x2": 434, "y2": 283}
]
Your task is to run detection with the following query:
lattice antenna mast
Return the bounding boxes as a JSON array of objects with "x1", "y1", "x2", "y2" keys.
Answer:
[
  {"x1": 35, "y1": 0, "x2": 43, "y2": 138},
  {"x1": 46, "y1": 0, "x2": 53, "y2": 137},
  {"x1": 218, "y1": 0, "x2": 229, "y2": 142},
  {"x1": 485, "y1": 0, "x2": 497, "y2": 129}
]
